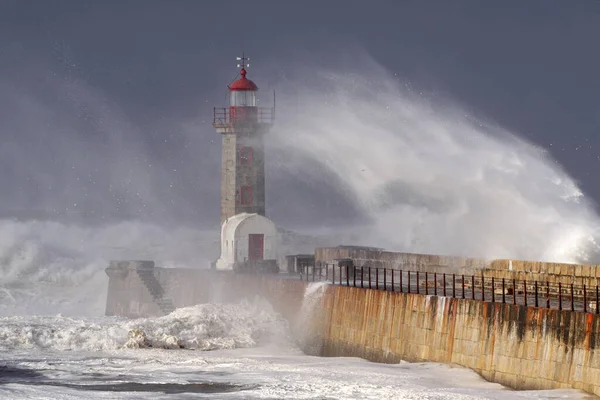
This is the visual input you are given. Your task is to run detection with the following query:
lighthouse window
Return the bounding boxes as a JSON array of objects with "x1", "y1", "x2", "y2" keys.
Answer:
[
  {"x1": 241, "y1": 186, "x2": 253, "y2": 205},
  {"x1": 240, "y1": 147, "x2": 253, "y2": 165},
  {"x1": 230, "y1": 91, "x2": 256, "y2": 107}
]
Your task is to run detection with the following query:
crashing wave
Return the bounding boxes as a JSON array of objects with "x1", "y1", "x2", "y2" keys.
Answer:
[{"x1": 0, "y1": 301, "x2": 290, "y2": 352}]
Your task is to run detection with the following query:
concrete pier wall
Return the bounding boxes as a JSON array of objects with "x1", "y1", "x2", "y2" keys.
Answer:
[
  {"x1": 105, "y1": 261, "x2": 309, "y2": 321},
  {"x1": 319, "y1": 285, "x2": 600, "y2": 396},
  {"x1": 105, "y1": 261, "x2": 600, "y2": 397}
]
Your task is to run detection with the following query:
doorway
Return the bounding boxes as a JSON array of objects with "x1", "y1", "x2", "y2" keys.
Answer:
[{"x1": 248, "y1": 234, "x2": 264, "y2": 261}]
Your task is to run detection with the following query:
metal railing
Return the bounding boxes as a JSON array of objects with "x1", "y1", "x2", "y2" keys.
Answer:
[
  {"x1": 213, "y1": 107, "x2": 274, "y2": 125},
  {"x1": 299, "y1": 265, "x2": 600, "y2": 314}
]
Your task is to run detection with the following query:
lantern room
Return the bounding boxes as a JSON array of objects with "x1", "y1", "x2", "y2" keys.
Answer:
[
  {"x1": 229, "y1": 68, "x2": 258, "y2": 107},
  {"x1": 213, "y1": 54, "x2": 275, "y2": 127}
]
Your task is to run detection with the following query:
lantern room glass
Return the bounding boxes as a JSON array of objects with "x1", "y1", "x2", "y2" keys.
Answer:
[{"x1": 230, "y1": 90, "x2": 256, "y2": 107}]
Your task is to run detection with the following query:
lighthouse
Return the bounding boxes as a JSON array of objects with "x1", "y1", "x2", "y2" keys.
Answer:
[{"x1": 213, "y1": 55, "x2": 279, "y2": 272}]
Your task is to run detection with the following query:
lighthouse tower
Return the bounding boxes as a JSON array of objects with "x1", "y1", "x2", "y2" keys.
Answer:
[
  {"x1": 213, "y1": 55, "x2": 278, "y2": 272},
  {"x1": 213, "y1": 55, "x2": 274, "y2": 225}
]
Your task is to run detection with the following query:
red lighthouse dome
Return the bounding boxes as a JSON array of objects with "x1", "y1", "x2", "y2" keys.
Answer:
[
  {"x1": 228, "y1": 68, "x2": 258, "y2": 91},
  {"x1": 228, "y1": 65, "x2": 258, "y2": 108}
]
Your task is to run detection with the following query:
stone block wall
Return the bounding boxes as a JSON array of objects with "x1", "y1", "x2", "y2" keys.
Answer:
[
  {"x1": 319, "y1": 285, "x2": 600, "y2": 396},
  {"x1": 105, "y1": 263, "x2": 309, "y2": 323},
  {"x1": 105, "y1": 261, "x2": 163, "y2": 318}
]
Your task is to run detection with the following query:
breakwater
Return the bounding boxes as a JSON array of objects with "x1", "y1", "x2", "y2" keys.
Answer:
[
  {"x1": 321, "y1": 285, "x2": 600, "y2": 395},
  {"x1": 105, "y1": 256, "x2": 600, "y2": 397}
]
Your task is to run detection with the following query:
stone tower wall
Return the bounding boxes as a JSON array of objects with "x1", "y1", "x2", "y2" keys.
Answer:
[{"x1": 218, "y1": 124, "x2": 269, "y2": 226}]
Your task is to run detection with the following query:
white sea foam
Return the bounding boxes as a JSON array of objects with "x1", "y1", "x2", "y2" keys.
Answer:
[{"x1": 0, "y1": 301, "x2": 288, "y2": 352}]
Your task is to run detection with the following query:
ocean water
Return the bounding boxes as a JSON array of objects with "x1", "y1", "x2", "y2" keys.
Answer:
[
  {"x1": 0, "y1": 230, "x2": 594, "y2": 400},
  {"x1": 0, "y1": 300, "x2": 594, "y2": 399}
]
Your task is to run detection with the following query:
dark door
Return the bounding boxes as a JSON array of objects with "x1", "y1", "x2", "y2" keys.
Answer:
[{"x1": 248, "y1": 234, "x2": 264, "y2": 261}]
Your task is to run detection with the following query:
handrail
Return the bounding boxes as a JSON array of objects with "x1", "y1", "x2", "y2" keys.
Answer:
[
  {"x1": 213, "y1": 107, "x2": 274, "y2": 125},
  {"x1": 298, "y1": 264, "x2": 600, "y2": 315}
]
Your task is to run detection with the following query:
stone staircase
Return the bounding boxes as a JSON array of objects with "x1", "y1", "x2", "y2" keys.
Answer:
[{"x1": 136, "y1": 268, "x2": 176, "y2": 316}]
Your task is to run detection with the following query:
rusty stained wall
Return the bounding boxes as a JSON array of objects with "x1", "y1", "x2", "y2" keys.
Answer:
[
  {"x1": 320, "y1": 285, "x2": 600, "y2": 396},
  {"x1": 315, "y1": 247, "x2": 600, "y2": 287}
]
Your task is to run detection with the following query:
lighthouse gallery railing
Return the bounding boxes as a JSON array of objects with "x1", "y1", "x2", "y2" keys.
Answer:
[{"x1": 213, "y1": 107, "x2": 275, "y2": 125}]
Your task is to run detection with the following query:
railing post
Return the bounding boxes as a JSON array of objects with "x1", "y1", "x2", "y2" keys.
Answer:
[
  {"x1": 481, "y1": 275, "x2": 485, "y2": 302},
  {"x1": 461, "y1": 275, "x2": 465, "y2": 299},
  {"x1": 570, "y1": 284, "x2": 575, "y2": 311},
  {"x1": 376, "y1": 268, "x2": 379, "y2": 290},
  {"x1": 368, "y1": 267, "x2": 372, "y2": 289},
  {"x1": 416, "y1": 271, "x2": 420, "y2": 294},
  {"x1": 452, "y1": 274, "x2": 456, "y2": 298},
  {"x1": 361, "y1": 267, "x2": 364, "y2": 289},
  {"x1": 502, "y1": 278, "x2": 506, "y2": 303},
  {"x1": 512, "y1": 279, "x2": 516, "y2": 305},
  {"x1": 408, "y1": 271, "x2": 411, "y2": 294},
  {"x1": 443, "y1": 273, "x2": 446, "y2": 297},
  {"x1": 559, "y1": 282, "x2": 563, "y2": 310},
  {"x1": 346, "y1": 265, "x2": 349, "y2": 287},
  {"x1": 332, "y1": 264, "x2": 335, "y2": 285},
  {"x1": 312, "y1": 264, "x2": 315, "y2": 282},
  {"x1": 391, "y1": 269, "x2": 394, "y2": 292},
  {"x1": 535, "y1": 281, "x2": 539, "y2": 308},
  {"x1": 425, "y1": 272, "x2": 429, "y2": 295},
  {"x1": 584, "y1": 285, "x2": 587, "y2": 313},
  {"x1": 384, "y1": 268, "x2": 387, "y2": 291},
  {"x1": 353, "y1": 267, "x2": 356, "y2": 287},
  {"x1": 472, "y1": 275, "x2": 475, "y2": 300},
  {"x1": 340, "y1": 265, "x2": 343, "y2": 286},
  {"x1": 524, "y1": 280, "x2": 527, "y2": 306},
  {"x1": 434, "y1": 272, "x2": 438, "y2": 296},
  {"x1": 596, "y1": 286, "x2": 599, "y2": 315},
  {"x1": 546, "y1": 282, "x2": 550, "y2": 309},
  {"x1": 399, "y1": 270, "x2": 403, "y2": 293},
  {"x1": 491, "y1": 277, "x2": 495, "y2": 303}
]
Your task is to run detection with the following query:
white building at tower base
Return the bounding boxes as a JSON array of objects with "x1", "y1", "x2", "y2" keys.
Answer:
[{"x1": 215, "y1": 212, "x2": 279, "y2": 271}]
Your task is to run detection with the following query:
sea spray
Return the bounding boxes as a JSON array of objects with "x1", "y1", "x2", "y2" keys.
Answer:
[
  {"x1": 268, "y1": 62, "x2": 600, "y2": 264},
  {"x1": 0, "y1": 219, "x2": 214, "y2": 317},
  {"x1": 294, "y1": 281, "x2": 329, "y2": 355}
]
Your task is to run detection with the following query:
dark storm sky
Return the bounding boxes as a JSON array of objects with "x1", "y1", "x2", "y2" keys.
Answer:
[{"x1": 0, "y1": 0, "x2": 599, "y2": 228}]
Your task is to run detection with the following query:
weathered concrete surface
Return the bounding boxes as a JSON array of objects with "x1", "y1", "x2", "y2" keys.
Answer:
[
  {"x1": 105, "y1": 261, "x2": 165, "y2": 317},
  {"x1": 319, "y1": 285, "x2": 600, "y2": 396}
]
